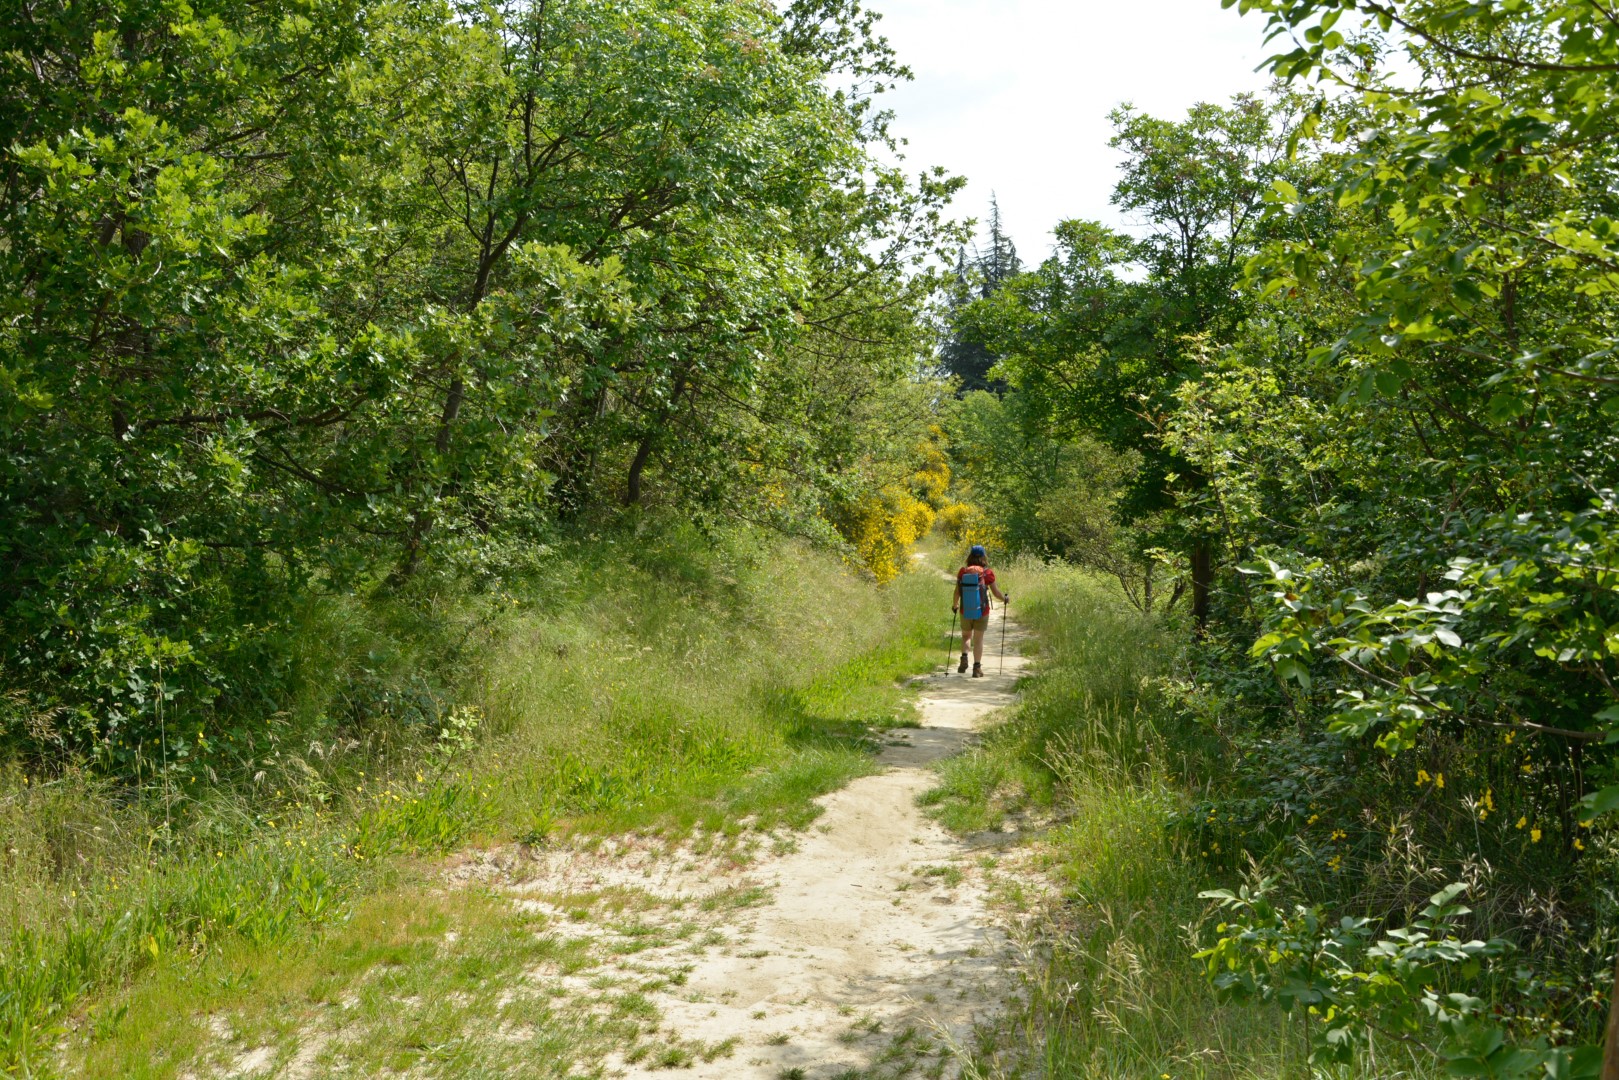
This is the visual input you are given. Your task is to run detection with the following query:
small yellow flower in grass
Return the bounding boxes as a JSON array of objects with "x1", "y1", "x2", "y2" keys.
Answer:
[
  {"x1": 1531, "y1": 828, "x2": 1542, "y2": 843},
  {"x1": 1574, "y1": 838, "x2": 1586, "y2": 852},
  {"x1": 1307, "y1": 814, "x2": 1319, "y2": 826},
  {"x1": 1434, "y1": 773, "x2": 1444, "y2": 790},
  {"x1": 1415, "y1": 770, "x2": 1431, "y2": 787},
  {"x1": 1517, "y1": 816, "x2": 1527, "y2": 830}
]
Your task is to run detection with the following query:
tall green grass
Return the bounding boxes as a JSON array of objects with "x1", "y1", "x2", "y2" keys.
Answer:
[
  {"x1": 925, "y1": 562, "x2": 1437, "y2": 1079},
  {"x1": 1, "y1": 523, "x2": 942, "y2": 1076}
]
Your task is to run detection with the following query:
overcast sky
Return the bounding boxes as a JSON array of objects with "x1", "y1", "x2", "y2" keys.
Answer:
[{"x1": 871, "y1": 0, "x2": 1275, "y2": 262}]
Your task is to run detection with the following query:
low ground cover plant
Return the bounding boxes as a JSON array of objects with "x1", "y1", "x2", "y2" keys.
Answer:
[{"x1": 925, "y1": 559, "x2": 1613, "y2": 1078}]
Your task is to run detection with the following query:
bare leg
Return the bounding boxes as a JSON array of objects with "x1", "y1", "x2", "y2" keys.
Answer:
[{"x1": 971, "y1": 627, "x2": 986, "y2": 664}]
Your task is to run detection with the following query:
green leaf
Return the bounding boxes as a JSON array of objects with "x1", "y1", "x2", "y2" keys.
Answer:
[{"x1": 1579, "y1": 784, "x2": 1619, "y2": 822}]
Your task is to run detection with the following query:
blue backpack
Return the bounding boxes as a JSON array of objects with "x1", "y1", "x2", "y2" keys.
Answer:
[{"x1": 959, "y1": 569, "x2": 987, "y2": 620}]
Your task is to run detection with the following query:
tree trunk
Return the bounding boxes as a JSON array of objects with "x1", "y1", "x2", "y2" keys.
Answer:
[
  {"x1": 624, "y1": 431, "x2": 654, "y2": 506},
  {"x1": 1191, "y1": 539, "x2": 1213, "y2": 633},
  {"x1": 1603, "y1": 949, "x2": 1619, "y2": 1080},
  {"x1": 391, "y1": 374, "x2": 466, "y2": 584},
  {"x1": 434, "y1": 376, "x2": 465, "y2": 456},
  {"x1": 623, "y1": 373, "x2": 685, "y2": 507}
]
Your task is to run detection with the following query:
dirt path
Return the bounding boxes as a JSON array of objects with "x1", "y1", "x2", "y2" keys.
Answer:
[{"x1": 492, "y1": 605, "x2": 1034, "y2": 1079}]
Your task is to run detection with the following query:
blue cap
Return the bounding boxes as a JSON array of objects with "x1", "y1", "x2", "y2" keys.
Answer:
[{"x1": 969, "y1": 544, "x2": 987, "y2": 560}]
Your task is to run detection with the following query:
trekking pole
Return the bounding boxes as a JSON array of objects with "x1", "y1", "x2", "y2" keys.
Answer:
[
  {"x1": 999, "y1": 595, "x2": 1009, "y2": 674},
  {"x1": 944, "y1": 608, "x2": 959, "y2": 675}
]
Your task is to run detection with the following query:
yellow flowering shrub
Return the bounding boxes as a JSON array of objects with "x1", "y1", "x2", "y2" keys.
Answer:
[
  {"x1": 912, "y1": 427, "x2": 952, "y2": 508},
  {"x1": 828, "y1": 427, "x2": 957, "y2": 583},
  {"x1": 937, "y1": 500, "x2": 1003, "y2": 551},
  {"x1": 834, "y1": 486, "x2": 936, "y2": 583}
]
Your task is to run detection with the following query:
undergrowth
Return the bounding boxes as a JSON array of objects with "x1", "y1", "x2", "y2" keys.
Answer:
[
  {"x1": 924, "y1": 562, "x2": 1439, "y2": 1079},
  {"x1": 0, "y1": 522, "x2": 941, "y2": 1076}
]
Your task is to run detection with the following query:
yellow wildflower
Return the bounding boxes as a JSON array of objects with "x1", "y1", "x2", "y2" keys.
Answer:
[
  {"x1": 1415, "y1": 770, "x2": 1431, "y2": 787},
  {"x1": 1516, "y1": 816, "x2": 1527, "y2": 830},
  {"x1": 1531, "y1": 828, "x2": 1542, "y2": 843},
  {"x1": 1435, "y1": 773, "x2": 1445, "y2": 790}
]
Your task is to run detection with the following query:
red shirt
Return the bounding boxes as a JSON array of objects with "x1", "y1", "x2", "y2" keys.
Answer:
[{"x1": 956, "y1": 565, "x2": 996, "y2": 612}]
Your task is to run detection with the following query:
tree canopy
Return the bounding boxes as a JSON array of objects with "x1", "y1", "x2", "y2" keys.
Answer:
[{"x1": 0, "y1": 0, "x2": 960, "y2": 771}]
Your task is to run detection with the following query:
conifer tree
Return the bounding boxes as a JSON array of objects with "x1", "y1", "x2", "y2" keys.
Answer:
[{"x1": 939, "y1": 195, "x2": 1020, "y2": 392}]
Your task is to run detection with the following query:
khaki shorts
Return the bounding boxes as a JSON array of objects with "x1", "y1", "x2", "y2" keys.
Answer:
[{"x1": 960, "y1": 615, "x2": 989, "y2": 632}]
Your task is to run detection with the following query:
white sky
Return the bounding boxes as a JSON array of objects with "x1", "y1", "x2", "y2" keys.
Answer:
[{"x1": 871, "y1": 0, "x2": 1276, "y2": 261}]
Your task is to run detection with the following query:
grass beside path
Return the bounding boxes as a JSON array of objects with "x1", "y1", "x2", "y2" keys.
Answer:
[
  {"x1": 5, "y1": 528, "x2": 944, "y2": 1077},
  {"x1": 923, "y1": 561, "x2": 1436, "y2": 1080}
]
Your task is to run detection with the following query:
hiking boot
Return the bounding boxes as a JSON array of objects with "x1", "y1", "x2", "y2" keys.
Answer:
[
  {"x1": 972, "y1": 663, "x2": 983, "y2": 678},
  {"x1": 957, "y1": 652, "x2": 969, "y2": 674}
]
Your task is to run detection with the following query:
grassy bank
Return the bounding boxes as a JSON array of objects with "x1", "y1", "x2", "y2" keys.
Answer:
[
  {"x1": 1, "y1": 525, "x2": 942, "y2": 1076},
  {"x1": 924, "y1": 563, "x2": 1437, "y2": 1079}
]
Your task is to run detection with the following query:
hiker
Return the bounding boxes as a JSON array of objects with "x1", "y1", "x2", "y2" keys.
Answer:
[{"x1": 953, "y1": 544, "x2": 1008, "y2": 678}]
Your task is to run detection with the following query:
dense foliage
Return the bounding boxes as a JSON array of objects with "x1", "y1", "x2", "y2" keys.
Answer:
[
  {"x1": 948, "y1": 1, "x2": 1619, "y2": 1074},
  {"x1": 0, "y1": 0, "x2": 958, "y2": 778}
]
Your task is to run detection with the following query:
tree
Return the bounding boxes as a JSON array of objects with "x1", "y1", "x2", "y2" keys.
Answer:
[
  {"x1": 963, "y1": 95, "x2": 1303, "y2": 626},
  {"x1": 939, "y1": 195, "x2": 1021, "y2": 392}
]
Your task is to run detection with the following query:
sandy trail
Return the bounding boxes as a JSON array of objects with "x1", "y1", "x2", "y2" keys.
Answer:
[{"x1": 551, "y1": 604, "x2": 1035, "y2": 1079}]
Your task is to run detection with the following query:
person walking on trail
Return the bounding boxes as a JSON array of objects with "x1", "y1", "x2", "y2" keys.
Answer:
[{"x1": 953, "y1": 544, "x2": 1008, "y2": 678}]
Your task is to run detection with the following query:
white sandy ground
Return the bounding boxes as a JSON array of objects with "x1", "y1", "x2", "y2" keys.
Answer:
[{"x1": 483, "y1": 604, "x2": 1038, "y2": 1079}]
